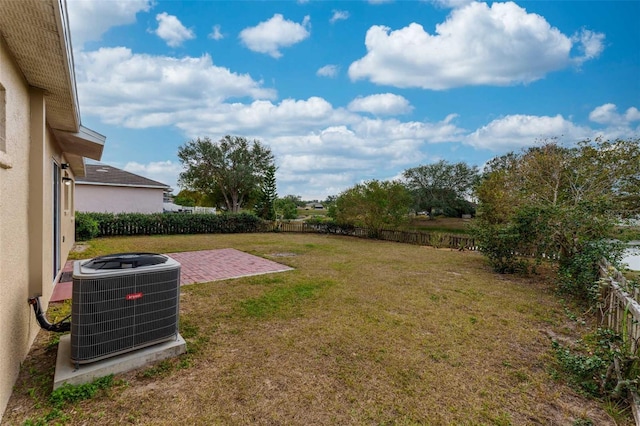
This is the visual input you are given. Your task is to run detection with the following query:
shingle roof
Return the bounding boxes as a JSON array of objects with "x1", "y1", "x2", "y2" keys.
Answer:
[{"x1": 76, "y1": 164, "x2": 169, "y2": 189}]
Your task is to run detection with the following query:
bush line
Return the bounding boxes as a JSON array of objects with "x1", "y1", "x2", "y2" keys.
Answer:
[{"x1": 75, "y1": 212, "x2": 267, "y2": 240}]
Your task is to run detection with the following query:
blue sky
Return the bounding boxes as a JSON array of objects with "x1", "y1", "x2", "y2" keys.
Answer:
[{"x1": 66, "y1": 0, "x2": 640, "y2": 201}]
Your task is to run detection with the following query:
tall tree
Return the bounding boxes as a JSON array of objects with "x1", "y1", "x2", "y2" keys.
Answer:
[
  {"x1": 178, "y1": 136, "x2": 275, "y2": 213},
  {"x1": 403, "y1": 160, "x2": 479, "y2": 217},
  {"x1": 335, "y1": 180, "x2": 412, "y2": 235},
  {"x1": 254, "y1": 165, "x2": 277, "y2": 220}
]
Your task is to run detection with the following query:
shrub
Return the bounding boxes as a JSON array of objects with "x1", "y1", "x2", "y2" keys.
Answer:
[
  {"x1": 75, "y1": 212, "x2": 99, "y2": 241},
  {"x1": 75, "y1": 212, "x2": 266, "y2": 237},
  {"x1": 303, "y1": 218, "x2": 356, "y2": 235},
  {"x1": 557, "y1": 240, "x2": 625, "y2": 305},
  {"x1": 552, "y1": 328, "x2": 637, "y2": 399},
  {"x1": 469, "y1": 222, "x2": 530, "y2": 274}
]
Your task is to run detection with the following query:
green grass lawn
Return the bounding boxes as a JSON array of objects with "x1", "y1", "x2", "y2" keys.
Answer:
[{"x1": 5, "y1": 233, "x2": 627, "y2": 425}]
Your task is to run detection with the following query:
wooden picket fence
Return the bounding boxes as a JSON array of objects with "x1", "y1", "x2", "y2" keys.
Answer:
[
  {"x1": 598, "y1": 260, "x2": 640, "y2": 424},
  {"x1": 266, "y1": 221, "x2": 478, "y2": 251},
  {"x1": 600, "y1": 260, "x2": 640, "y2": 352}
]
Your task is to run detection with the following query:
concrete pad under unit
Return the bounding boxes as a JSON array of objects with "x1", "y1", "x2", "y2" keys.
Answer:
[{"x1": 54, "y1": 334, "x2": 187, "y2": 389}]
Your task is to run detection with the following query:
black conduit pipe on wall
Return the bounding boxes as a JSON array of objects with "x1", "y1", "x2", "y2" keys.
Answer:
[{"x1": 27, "y1": 297, "x2": 71, "y2": 333}]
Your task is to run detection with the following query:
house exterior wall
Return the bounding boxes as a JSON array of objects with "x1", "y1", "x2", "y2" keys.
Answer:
[
  {"x1": 0, "y1": 33, "x2": 33, "y2": 419},
  {"x1": 0, "y1": 34, "x2": 76, "y2": 418},
  {"x1": 75, "y1": 184, "x2": 165, "y2": 213}
]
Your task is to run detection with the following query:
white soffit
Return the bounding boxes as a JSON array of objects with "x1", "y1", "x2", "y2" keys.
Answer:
[
  {"x1": 0, "y1": 0, "x2": 79, "y2": 132},
  {"x1": 54, "y1": 125, "x2": 106, "y2": 162}
]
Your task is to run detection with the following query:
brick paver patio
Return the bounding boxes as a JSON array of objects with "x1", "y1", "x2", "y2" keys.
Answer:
[{"x1": 50, "y1": 249, "x2": 293, "y2": 302}]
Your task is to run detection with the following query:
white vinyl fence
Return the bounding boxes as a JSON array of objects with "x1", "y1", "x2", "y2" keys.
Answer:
[{"x1": 163, "y1": 203, "x2": 216, "y2": 214}]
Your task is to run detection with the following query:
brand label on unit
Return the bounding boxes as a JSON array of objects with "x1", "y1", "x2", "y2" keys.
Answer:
[{"x1": 126, "y1": 292, "x2": 143, "y2": 301}]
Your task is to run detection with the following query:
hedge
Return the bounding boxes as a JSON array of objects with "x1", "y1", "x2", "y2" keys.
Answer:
[
  {"x1": 75, "y1": 212, "x2": 267, "y2": 238},
  {"x1": 74, "y1": 212, "x2": 476, "y2": 252}
]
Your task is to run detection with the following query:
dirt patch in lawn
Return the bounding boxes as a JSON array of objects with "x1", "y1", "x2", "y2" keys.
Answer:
[
  {"x1": 70, "y1": 243, "x2": 89, "y2": 254},
  {"x1": 270, "y1": 252, "x2": 298, "y2": 257}
]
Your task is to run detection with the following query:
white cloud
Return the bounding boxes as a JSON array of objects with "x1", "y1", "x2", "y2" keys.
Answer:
[
  {"x1": 349, "y1": 2, "x2": 605, "y2": 89},
  {"x1": 586, "y1": 104, "x2": 640, "y2": 141},
  {"x1": 172, "y1": 97, "x2": 357, "y2": 137},
  {"x1": 589, "y1": 103, "x2": 620, "y2": 124},
  {"x1": 589, "y1": 103, "x2": 640, "y2": 125},
  {"x1": 465, "y1": 114, "x2": 590, "y2": 151},
  {"x1": 239, "y1": 14, "x2": 311, "y2": 58},
  {"x1": 430, "y1": 0, "x2": 474, "y2": 8},
  {"x1": 123, "y1": 161, "x2": 183, "y2": 191},
  {"x1": 353, "y1": 114, "x2": 464, "y2": 144},
  {"x1": 572, "y1": 29, "x2": 605, "y2": 63},
  {"x1": 154, "y1": 12, "x2": 195, "y2": 47},
  {"x1": 348, "y1": 93, "x2": 413, "y2": 116},
  {"x1": 209, "y1": 25, "x2": 224, "y2": 40},
  {"x1": 316, "y1": 65, "x2": 339, "y2": 78},
  {"x1": 330, "y1": 10, "x2": 350, "y2": 24},
  {"x1": 627, "y1": 108, "x2": 640, "y2": 122},
  {"x1": 67, "y1": 0, "x2": 152, "y2": 49},
  {"x1": 75, "y1": 47, "x2": 276, "y2": 127},
  {"x1": 265, "y1": 118, "x2": 462, "y2": 198}
]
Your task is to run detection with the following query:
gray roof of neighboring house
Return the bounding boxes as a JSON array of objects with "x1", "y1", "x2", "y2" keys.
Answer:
[{"x1": 75, "y1": 164, "x2": 170, "y2": 189}]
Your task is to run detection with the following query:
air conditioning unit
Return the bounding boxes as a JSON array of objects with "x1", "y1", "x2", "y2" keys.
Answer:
[{"x1": 71, "y1": 253, "x2": 181, "y2": 364}]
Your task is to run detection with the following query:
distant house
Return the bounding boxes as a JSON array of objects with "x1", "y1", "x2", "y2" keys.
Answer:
[
  {"x1": 75, "y1": 164, "x2": 170, "y2": 214},
  {"x1": 305, "y1": 203, "x2": 324, "y2": 210},
  {"x1": 0, "y1": 0, "x2": 106, "y2": 419}
]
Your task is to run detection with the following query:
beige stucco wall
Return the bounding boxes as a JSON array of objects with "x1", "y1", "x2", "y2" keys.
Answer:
[
  {"x1": 0, "y1": 33, "x2": 33, "y2": 420},
  {"x1": 75, "y1": 184, "x2": 165, "y2": 213},
  {"x1": 0, "y1": 35, "x2": 75, "y2": 418}
]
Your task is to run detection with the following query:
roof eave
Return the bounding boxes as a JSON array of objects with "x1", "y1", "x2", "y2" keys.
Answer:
[
  {"x1": 53, "y1": 0, "x2": 81, "y2": 131},
  {"x1": 54, "y1": 125, "x2": 106, "y2": 168},
  {"x1": 0, "y1": 0, "x2": 105, "y2": 154},
  {"x1": 64, "y1": 153, "x2": 86, "y2": 177},
  {"x1": 75, "y1": 181, "x2": 170, "y2": 190}
]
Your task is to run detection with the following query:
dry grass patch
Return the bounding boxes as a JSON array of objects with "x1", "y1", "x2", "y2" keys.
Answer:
[
  {"x1": 406, "y1": 217, "x2": 473, "y2": 235},
  {"x1": 5, "y1": 233, "x2": 628, "y2": 425}
]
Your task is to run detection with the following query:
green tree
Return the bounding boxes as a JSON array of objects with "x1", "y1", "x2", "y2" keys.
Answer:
[
  {"x1": 254, "y1": 165, "x2": 277, "y2": 220},
  {"x1": 173, "y1": 191, "x2": 196, "y2": 207},
  {"x1": 472, "y1": 138, "x2": 640, "y2": 291},
  {"x1": 335, "y1": 180, "x2": 412, "y2": 236},
  {"x1": 274, "y1": 197, "x2": 298, "y2": 220},
  {"x1": 324, "y1": 195, "x2": 338, "y2": 219},
  {"x1": 173, "y1": 189, "x2": 215, "y2": 207},
  {"x1": 403, "y1": 160, "x2": 479, "y2": 217},
  {"x1": 281, "y1": 194, "x2": 304, "y2": 207},
  {"x1": 178, "y1": 136, "x2": 275, "y2": 213}
]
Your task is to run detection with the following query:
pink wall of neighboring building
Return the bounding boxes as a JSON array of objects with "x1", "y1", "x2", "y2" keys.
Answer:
[{"x1": 75, "y1": 184, "x2": 164, "y2": 214}]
